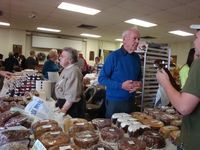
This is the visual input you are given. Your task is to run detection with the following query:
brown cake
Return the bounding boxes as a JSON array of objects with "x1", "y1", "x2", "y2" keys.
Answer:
[
  {"x1": 116, "y1": 116, "x2": 138, "y2": 128},
  {"x1": 73, "y1": 130, "x2": 99, "y2": 149},
  {"x1": 159, "y1": 125, "x2": 179, "y2": 138},
  {"x1": 69, "y1": 122, "x2": 94, "y2": 137},
  {"x1": 49, "y1": 144, "x2": 80, "y2": 150},
  {"x1": 118, "y1": 137, "x2": 146, "y2": 150},
  {"x1": 128, "y1": 124, "x2": 150, "y2": 137},
  {"x1": 100, "y1": 126, "x2": 124, "y2": 143},
  {"x1": 120, "y1": 120, "x2": 141, "y2": 133},
  {"x1": 111, "y1": 113, "x2": 131, "y2": 124},
  {"x1": 39, "y1": 131, "x2": 70, "y2": 148},
  {"x1": 140, "y1": 130, "x2": 166, "y2": 149},
  {"x1": 141, "y1": 118, "x2": 164, "y2": 130},
  {"x1": 32, "y1": 119, "x2": 58, "y2": 131},
  {"x1": 90, "y1": 142, "x2": 114, "y2": 150},
  {"x1": 34, "y1": 124, "x2": 62, "y2": 139},
  {"x1": 91, "y1": 118, "x2": 111, "y2": 130}
]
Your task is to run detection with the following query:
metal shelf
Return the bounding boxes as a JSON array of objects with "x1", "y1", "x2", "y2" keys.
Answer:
[{"x1": 137, "y1": 43, "x2": 171, "y2": 110}]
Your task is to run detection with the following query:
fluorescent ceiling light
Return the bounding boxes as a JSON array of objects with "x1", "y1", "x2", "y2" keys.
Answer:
[
  {"x1": 115, "y1": 39, "x2": 123, "y2": 42},
  {"x1": 37, "y1": 27, "x2": 61, "y2": 32},
  {"x1": 190, "y1": 24, "x2": 200, "y2": 30},
  {"x1": 168, "y1": 30, "x2": 194, "y2": 36},
  {"x1": 125, "y1": 18, "x2": 157, "y2": 27},
  {"x1": 58, "y1": 2, "x2": 101, "y2": 15},
  {"x1": 0, "y1": 22, "x2": 10, "y2": 26},
  {"x1": 80, "y1": 33, "x2": 101, "y2": 38}
]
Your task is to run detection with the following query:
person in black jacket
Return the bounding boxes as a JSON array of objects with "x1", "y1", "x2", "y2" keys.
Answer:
[{"x1": 4, "y1": 52, "x2": 19, "y2": 72}]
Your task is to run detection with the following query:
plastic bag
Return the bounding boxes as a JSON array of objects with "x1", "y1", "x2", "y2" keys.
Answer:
[{"x1": 24, "y1": 96, "x2": 54, "y2": 120}]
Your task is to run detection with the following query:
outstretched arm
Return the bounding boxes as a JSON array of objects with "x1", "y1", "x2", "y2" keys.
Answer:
[
  {"x1": 0, "y1": 71, "x2": 13, "y2": 79},
  {"x1": 156, "y1": 69, "x2": 199, "y2": 116}
]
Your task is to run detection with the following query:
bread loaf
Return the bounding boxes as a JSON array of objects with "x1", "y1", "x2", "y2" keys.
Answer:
[
  {"x1": 73, "y1": 130, "x2": 99, "y2": 149},
  {"x1": 100, "y1": 126, "x2": 124, "y2": 143},
  {"x1": 159, "y1": 125, "x2": 179, "y2": 138},
  {"x1": 39, "y1": 131, "x2": 70, "y2": 148},
  {"x1": 118, "y1": 137, "x2": 146, "y2": 150}
]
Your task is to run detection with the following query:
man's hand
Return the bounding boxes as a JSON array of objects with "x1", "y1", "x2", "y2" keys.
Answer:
[
  {"x1": 156, "y1": 69, "x2": 170, "y2": 87},
  {"x1": 129, "y1": 81, "x2": 142, "y2": 93},
  {"x1": 0, "y1": 71, "x2": 13, "y2": 79},
  {"x1": 122, "y1": 80, "x2": 142, "y2": 93},
  {"x1": 61, "y1": 101, "x2": 73, "y2": 113}
]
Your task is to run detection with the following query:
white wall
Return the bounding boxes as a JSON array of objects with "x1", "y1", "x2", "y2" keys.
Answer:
[
  {"x1": 0, "y1": 28, "x2": 26, "y2": 59},
  {"x1": 0, "y1": 28, "x2": 193, "y2": 68},
  {"x1": 169, "y1": 41, "x2": 193, "y2": 67},
  {"x1": 84, "y1": 39, "x2": 118, "y2": 65}
]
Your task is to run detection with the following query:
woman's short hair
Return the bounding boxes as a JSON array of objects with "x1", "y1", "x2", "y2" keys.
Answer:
[
  {"x1": 48, "y1": 49, "x2": 58, "y2": 59},
  {"x1": 62, "y1": 47, "x2": 78, "y2": 63}
]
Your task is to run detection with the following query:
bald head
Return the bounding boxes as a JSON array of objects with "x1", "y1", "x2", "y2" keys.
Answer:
[{"x1": 122, "y1": 28, "x2": 140, "y2": 53}]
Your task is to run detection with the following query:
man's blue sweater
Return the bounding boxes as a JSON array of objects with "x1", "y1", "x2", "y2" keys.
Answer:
[{"x1": 98, "y1": 47, "x2": 141, "y2": 101}]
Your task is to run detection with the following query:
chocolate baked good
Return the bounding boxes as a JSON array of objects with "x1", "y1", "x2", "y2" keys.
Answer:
[
  {"x1": 111, "y1": 113, "x2": 131, "y2": 124},
  {"x1": 159, "y1": 125, "x2": 179, "y2": 138},
  {"x1": 69, "y1": 122, "x2": 94, "y2": 137},
  {"x1": 0, "y1": 128, "x2": 31, "y2": 145},
  {"x1": 90, "y1": 142, "x2": 114, "y2": 150},
  {"x1": 49, "y1": 144, "x2": 80, "y2": 150},
  {"x1": 91, "y1": 118, "x2": 111, "y2": 130},
  {"x1": 39, "y1": 131, "x2": 70, "y2": 148},
  {"x1": 128, "y1": 124, "x2": 150, "y2": 137},
  {"x1": 0, "y1": 111, "x2": 20, "y2": 127},
  {"x1": 116, "y1": 116, "x2": 138, "y2": 128},
  {"x1": 4, "y1": 114, "x2": 27, "y2": 127},
  {"x1": 73, "y1": 130, "x2": 99, "y2": 149},
  {"x1": 34, "y1": 124, "x2": 62, "y2": 139},
  {"x1": 118, "y1": 137, "x2": 146, "y2": 150},
  {"x1": 100, "y1": 126, "x2": 124, "y2": 143},
  {"x1": 140, "y1": 130, "x2": 166, "y2": 149},
  {"x1": 32, "y1": 119, "x2": 58, "y2": 131},
  {"x1": 120, "y1": 120, "x2": 141, "y2": 133}
]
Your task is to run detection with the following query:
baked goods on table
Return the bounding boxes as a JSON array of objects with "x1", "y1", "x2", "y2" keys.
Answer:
[
  {"x1": 68, "y1": 121, "x2": 94, "y2": 137},
  {"x1": 100, "y1": 126, "x2": 124, "y2": 143},
  {"x1": 73, "y1": 130, "x2": 99, "y2": 149},
  {"x1": 141, "y1": 118, "x2": 164, "y2": 129},
  {"x1": 169, "y1": 130, "x2": 181, "y2": 145},
  {"x1": 118, "y1": 137, "x2": 146, "y2": 150},
  {"x1": 140, "y1": 130, "x2": 166, "y2": 149},
  {"x1": 63, "y1": 118, "x2": 87, "y2": 133},
  {"x1": 128, "y1": 124, "x2": 150, "y2": 137},
  {"x1": 159, "y1": 125, "x2": 179, "y2": 138},
  {"x1": 32, "y1": 119, "x2": 58, "y2": 131},
  {"x1": 131, "y1": 112, "x2": 153, "y2": 121},
  {"x1": 111, "y1": 113, "x2": 131, "y2": 124},
  {"x1": 90, "y1": 142, "x2": 114, "y2": 150},
  {"x1": 32, "y1": 119, "x2": 62, "y2": 139},
  {"x1": 91, "y1": 118, "x2": 112, "y2": 130},
  {"x1": 0, "y1": 127, "x2": 31, "y2": 146},
  {"x1": 49, "y1": 144, "x2": 80, "y2": 150},
  {"x1": 39, "y1": 131, "x2": 70, "y2": 148},
  {"x1": 120, "y1": 120, "x2": 141, "y2": 133}
]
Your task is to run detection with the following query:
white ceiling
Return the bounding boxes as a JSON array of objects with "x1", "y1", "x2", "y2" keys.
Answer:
[{"x1": 0, "y1": 0, "x2": 199, "y2": 43}]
